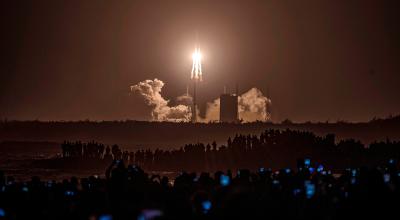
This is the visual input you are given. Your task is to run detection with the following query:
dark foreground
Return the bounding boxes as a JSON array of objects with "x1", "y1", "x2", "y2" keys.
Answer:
[{"x1": 0, "y1": 159, "x2": 399, "y2": 220}]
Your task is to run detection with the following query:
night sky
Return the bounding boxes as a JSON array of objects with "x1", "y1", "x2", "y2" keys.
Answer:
[{"x1": 1, "y1": 0, "x2": 399, "y2": 122}]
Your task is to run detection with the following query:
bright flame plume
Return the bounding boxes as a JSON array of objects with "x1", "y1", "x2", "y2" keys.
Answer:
[{"x1": 191, "y1": 47, "x2": 202, "y2": 81}]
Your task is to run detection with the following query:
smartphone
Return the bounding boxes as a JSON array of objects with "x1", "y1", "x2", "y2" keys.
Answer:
[
  {"x1": 201, "y1": 200, "x2": 212, "y2": 214},
  {"x1": 384, "y1": 173, "x2": 390, "y2": 183},
  {"x1": 65, "y1": 190, "x2": 75, "y2": 196},
  {"x1": 351, "y1": 169, "x2": 357, "y2": 177},
  {"x1": 304, "y1": 158, "x2": 311, "y2": 166},
  {"x1": 304, "y1": 180, "x2": 315, "y2": 199},
  {"x1": 220, "y1": 174, "x2": 230, "y2": 186},
  {"x1": 98, "y1": 214, "x2": 112, "y2": 220}
]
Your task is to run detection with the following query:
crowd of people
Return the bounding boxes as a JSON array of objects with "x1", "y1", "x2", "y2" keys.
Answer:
[
  {"x1": 61, "y1": 129, "x2": 400, "y2": 171},
  {"x1": 0, "y1": 158, "x2": 399, "y2": 219},
  {"x1": 2, "y1": 128, "x2": 400, "y2": 219}
]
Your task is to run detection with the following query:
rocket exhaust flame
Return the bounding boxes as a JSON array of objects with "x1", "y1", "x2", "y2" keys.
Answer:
[
  {"x1": 191, "y1": 47, "x2": 202, "y2": 81},
  {"x1": 190, "y1": 47, "x2": 202, "y2": 122}
]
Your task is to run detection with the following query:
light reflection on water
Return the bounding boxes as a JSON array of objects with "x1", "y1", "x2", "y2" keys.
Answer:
[
  {"x1": 0, "y1": 142, "x2": 341, "y2": 182},
  {"x1": 0, "y1": 152, "x2": 177, "y2": 182}
]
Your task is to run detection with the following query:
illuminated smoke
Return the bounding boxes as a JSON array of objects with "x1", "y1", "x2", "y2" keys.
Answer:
[
  {"x1": 238, "y1": 88, "x2": 271, "y2": 122},
  {"x1": 191, "y1": 47, "x2": 202, "y2": 81},
  {"x1": 203, "y1": 88, "x2": 271, "y2": 122},
  {"x1": 130, "y1": 79, "x2": 192, "y2": 122},
  {"x1": 131, "y1": 79, "x2": 271, "y2": 123}
]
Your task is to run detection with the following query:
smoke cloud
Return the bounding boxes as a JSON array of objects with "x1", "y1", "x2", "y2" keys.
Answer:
[
  {"x1": 130, "y1": 79, "x2": 192, "y2": 122},
  {"x1": 239, "y1": 88, "x2": 271, "y2": 122},
  {"x1": 202, "y1": 88, "x2": 271, "y2": 122},
  {"x1": 130, "y1": 79, "x2": 271, "y2": 123}
]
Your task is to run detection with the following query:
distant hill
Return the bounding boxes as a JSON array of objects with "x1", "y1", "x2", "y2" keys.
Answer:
[{"x1": 1, "y1": 116, "x2": 400, "y2": 150}]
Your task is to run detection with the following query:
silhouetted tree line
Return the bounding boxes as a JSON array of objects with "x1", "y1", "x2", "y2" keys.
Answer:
[
  {"x1": 61, "y1": 129, "x2": 400, "y2": 171},
  {"x1": 2, "y1": 115, "x2": 400, "y2": 147}
]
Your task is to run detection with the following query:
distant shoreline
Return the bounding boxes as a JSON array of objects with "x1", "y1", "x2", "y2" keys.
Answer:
[{"x1": 1, "y1": 116, "x2": 399, "y2": 148}]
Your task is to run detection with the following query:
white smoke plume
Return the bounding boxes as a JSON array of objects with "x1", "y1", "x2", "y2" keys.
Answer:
[
  {"x1": 130, "y1": 79, "x2": 192, "y2": 122},
  {"x1": 202, "y1": 88, "x2": 271, "y2": 122},
  {"x1": 131, "y1": 79, "x2": 271, "y2": 123},
  {"x1": 238, "y1": 88, "x2": 271, "y2": 122}
]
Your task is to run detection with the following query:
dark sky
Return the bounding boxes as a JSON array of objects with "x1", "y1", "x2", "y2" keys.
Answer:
[{"x1": 1, "y1": 0, "x2": 399, "y2": 122}]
